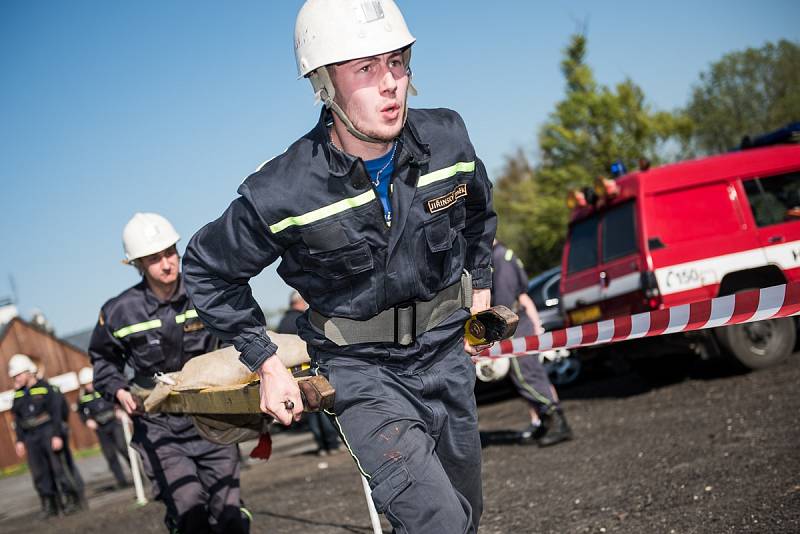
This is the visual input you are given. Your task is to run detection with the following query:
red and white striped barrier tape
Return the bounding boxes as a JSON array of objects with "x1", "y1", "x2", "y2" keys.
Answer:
[{"x1": 480, "y1": 282, "x2": 800, "y2": 359}]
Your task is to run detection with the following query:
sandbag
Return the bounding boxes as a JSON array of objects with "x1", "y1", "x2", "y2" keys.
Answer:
[{"x1": 143, "y1": 331, "x2": 311, "y2": 413}]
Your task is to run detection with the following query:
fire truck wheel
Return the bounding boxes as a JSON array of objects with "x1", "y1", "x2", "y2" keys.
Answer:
[{"x1": 714, "y1": 318, "x2": 796, "y2": 370}]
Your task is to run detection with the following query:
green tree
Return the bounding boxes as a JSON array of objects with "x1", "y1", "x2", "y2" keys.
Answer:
[
  {"x1": 494, "y1": 34, "x2": 689, "y2": 273},
  {"x1": 493, "y1": 150, "x2": 566, "y2": 274},
  {"x1": 684, "y1": 40, "x2": 800, "y2": 155}
]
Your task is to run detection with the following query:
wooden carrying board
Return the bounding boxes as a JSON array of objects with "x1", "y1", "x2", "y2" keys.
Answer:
[{"x1": 156, "y1": 382, "x2": 263, "y2": 415}]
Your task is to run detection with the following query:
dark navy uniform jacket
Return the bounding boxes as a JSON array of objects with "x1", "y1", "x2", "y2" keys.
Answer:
[
  {"x1": 491, "y1": 243, "x2": 529, "y2": 309},
  {"x1": 184, "y1": 108, "x2": 496, "y2": 371},
  {"x1": 492, "y1": 242, "x2": 535, "y2": 336},
  {"x1": 12, "y1": 379, "x2": 68, "y2": 442},
  {"x1": 88, "y1": 277, "x2": 217, "y2": 399}
]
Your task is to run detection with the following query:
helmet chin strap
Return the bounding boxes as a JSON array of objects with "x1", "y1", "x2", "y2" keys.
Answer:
[{"x1": 309, "y1": 48, "x2": 417, "y2": 145}]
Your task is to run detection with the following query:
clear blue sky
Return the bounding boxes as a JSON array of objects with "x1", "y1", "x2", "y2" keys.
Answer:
[{"x1": 1, "y1": 0, "x2": 798, "y2": 336}]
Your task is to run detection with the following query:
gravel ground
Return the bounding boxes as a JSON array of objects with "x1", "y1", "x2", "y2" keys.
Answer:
[{"x1": 2, "y1": 353, "x2": 798, "y2": 534}]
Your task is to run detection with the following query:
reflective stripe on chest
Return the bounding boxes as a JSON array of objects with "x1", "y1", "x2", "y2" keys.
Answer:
[
  {"x1": 14, "y1": 387, "x2": 49, "y2": 398},
  {"x1": 268, "y1": 161, "x2": 475, "y2": 234},
  {"x1": 80, "y1": 392, "x2": 102, "y2": 403},
  {"x1": 113, "y1": 319, "x2": 163, "y2": 339},
  {"x1": 113, "y1": 309, "x2": 199, "y2": 338}
]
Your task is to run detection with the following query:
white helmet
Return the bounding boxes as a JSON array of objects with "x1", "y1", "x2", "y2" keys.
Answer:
[
  {"x1": 8, "y1": 353, "x2": 37, "y2": 378},
  {"x1": 78, "y1": 367, "x2": 93, "y2": 385},
  {"x1": 122, "y1": 212, "x2": 180, "y2": 263},
  {"x1": 294, "y1": 0, "x2": 417, "y2": 143}
]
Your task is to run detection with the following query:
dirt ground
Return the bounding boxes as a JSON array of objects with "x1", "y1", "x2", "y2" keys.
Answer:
[{"x1": 3, "y1": 353, "x2": 799, "y2": 534}]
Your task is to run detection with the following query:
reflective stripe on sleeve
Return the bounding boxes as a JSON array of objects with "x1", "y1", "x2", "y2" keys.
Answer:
[
  {"x1": 29, "y1": 387, "x2": 49, "y2": 396},
  {"x1": 113, "y1": 319, "x2": 162, "y2": 338},
  {"x1": 417, "y1": 161, "x2": 475, "y2": 188},
  {"x1": 175, "y1": 309, "x2": 199, "y2": 324},
  {"x1": 14, "y1": 390, "x2": 24, "y2": 398}
]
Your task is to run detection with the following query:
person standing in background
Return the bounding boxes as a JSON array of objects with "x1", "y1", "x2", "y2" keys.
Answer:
[
  {"x1": 491, "y1": 240, "x2": 573, "y2": 446},
  {"x1": 9, "y1": 353, "x2": 85, "y2": 518},
  {"x1": 76, "y1": 367, "x2": 131, "y2": 489}
]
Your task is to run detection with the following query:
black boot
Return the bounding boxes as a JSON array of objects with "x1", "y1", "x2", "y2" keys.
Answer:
[
  {"x1": 62, "y1": 492, "x2": 83, "y2": 515},
  {"x1": 38, "y1": 495, "x2": 59, "y2": 519},
  {"x1": 537, "y1": 407, "x2": 573, "y2": 447},
  {"x1": 519, "y1": 421, "x2": 546, "y2": 443}
]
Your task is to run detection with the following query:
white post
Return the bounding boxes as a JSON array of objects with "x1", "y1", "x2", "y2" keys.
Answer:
[
  {"x1": 121, "y1": 413, "x2": 147, "y2": 506},
  {"x1": 361, "y1": 474, "x2": 383, "y2": 534}
]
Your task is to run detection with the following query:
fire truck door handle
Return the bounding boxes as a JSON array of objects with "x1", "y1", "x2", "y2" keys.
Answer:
[
  {"x1": 768, "y1": 235, "x2": 784, "y2": 244},
  {"x1": 599, "y1": 271, "x2": 609, "y2": 288}
]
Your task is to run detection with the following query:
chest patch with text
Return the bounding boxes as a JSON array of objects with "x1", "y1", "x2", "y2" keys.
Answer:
[{"x1": 426, "y1": 183, "x2": 467, "y2": 213}]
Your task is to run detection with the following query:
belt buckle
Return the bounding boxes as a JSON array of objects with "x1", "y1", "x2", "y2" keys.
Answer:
[{"x1": 393, "y1": 301, "x2": 417, "y2": 345}]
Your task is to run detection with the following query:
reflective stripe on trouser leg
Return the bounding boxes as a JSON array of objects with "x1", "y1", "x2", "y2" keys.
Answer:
[
  {"x1": 510, "y1": 354, "x2": 556, "y2": 411},
  {"x1": 130, "y1": 416, "x2": 247, "y2": 533},
  {"x1": 193, "y1": 443, "x2": 248, "y2": 534},
  {"x1": 321, "y1": 340, "x2": 482, "y2": 533}
]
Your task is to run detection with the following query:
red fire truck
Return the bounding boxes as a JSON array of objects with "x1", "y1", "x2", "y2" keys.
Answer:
[{"x1": 560, "y1": 126, "x2": 800, "y2": 370}]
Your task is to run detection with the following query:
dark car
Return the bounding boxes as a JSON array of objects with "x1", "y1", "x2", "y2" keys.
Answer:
[
  {"x1": 526, "y1": 266, "x2": 582, "y2": 386},
  {"x1": 526, "y1": 266, "x2": 564, "y2": 331}
]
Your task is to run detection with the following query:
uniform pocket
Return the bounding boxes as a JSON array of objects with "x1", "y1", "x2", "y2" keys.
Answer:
[
  {"x1": 298, "y1": 238, "x2": 375, "y2": 306},
  {"x1": 300, "y1": 221, "x2": 371, "y2": 274},
  {"x1": 422, "y1": 213, "x2": 460, "y2": 291},
  {"x1": 284, "y1": 222, "x2": 378, "y2": 316},
  {"x1": 369, "y1": 459, "x2": 413, "y2": 514},
  {"x1": 424, "y1": 213, "x2": 454, "y2": 253},
  {"x1": 128, "y1": 334, "x2": 165, "y2": 373},
  {"x1": 449, "y1": 200, "x2": 466, "y2": 231},
  {"x1": 182, "y1": 323, "x2": 210, "y2": 358},
  {"x1": 301, "y1": 221, "x2": 350, "y2": 253},
  {"x1": 301, "y1": 238, "x2": 374, "y2": 280}
]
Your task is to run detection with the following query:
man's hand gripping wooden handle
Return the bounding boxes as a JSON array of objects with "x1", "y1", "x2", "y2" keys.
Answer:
[
  {"x1": 465, "y1": 301, "x2": 519, "y2": 362},
  {"x1": 257, "y1": 355, "x2": 304, "y2": 426},
  {"x1": 256, "y1": 355, "x2": 336, "y2": 425}
]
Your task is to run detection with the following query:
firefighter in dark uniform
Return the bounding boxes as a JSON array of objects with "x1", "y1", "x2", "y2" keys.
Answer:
[
  {"x1": 182, "y1": 2, "x2": 496, "y2": 532},
  {"x1": 491, "y1": 240, "x2": 573, "y2": 446},
  {"x1": 89, "y1": 212, "x2": 250, "y2": 534},
  {"x1": 76, "y1": 367, "x2": 130, "y2": 488},
  {"x1": 9, "y1": 353, "x2": 84, "y2": 518}
]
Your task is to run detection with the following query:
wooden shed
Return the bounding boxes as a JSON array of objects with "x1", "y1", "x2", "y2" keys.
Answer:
[{"x1": 0, "y1": 318, "x2": 98, "y2": 471}]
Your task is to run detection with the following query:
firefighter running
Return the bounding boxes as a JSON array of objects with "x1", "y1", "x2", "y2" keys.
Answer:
[
  {"x1": 88, "y1": 213, "x2": 250, "y2": 533},
  {"x1": 182, "y1": 1, "x2": 496, "y2": 532}
]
